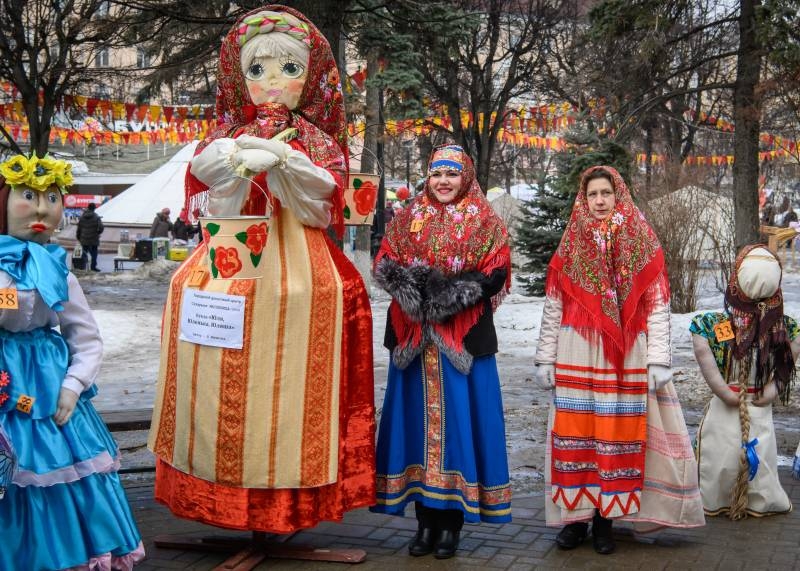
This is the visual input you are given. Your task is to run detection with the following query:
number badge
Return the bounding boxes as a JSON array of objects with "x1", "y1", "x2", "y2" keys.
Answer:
[
  {"x1": 16, "y1": 394, "x2": 35, "y2": 414},
  {"x1": 713, "y1": 320, "x2": 735, "y2": 342},
  {"x1": 187, "y1": 267, "x2": 210, "y2": 289},
  {"x1": 0, "y1": 288, "x2": 19, "y2": 310}
]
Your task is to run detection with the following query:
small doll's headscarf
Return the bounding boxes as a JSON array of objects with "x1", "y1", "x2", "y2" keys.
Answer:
[
  {"x1": 724, "y1": 244, "x2": 795, "y2": 402},
  {"x1": 545, "y1": 165, "x2": 669, "y2": 372},
  {"x1": 186, "y1": 4, "x2": 348, "y2": 237}
]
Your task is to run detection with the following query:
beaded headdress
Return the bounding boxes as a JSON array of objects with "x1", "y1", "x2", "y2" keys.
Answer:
[{"x1": 428, "y1": 145, "x2": 465, "y2": 174}]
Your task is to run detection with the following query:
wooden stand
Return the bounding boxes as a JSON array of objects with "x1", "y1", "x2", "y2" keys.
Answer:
[{"x1": 154, "y1": 531, "x2": 366, "y2": 570}]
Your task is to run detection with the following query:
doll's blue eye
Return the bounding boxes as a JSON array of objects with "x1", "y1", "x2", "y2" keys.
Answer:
[
  {"x1": 245, "y1": 63, "x2": 265, "y2": 80},
  {"x1": 22, "y1": 189, "x2": 34, "y2": 201},
  {"x1": 47, "y1": 192, "x2": 59, "y2": 204},
  {"x1": 281, "y1": 59, "x2": 304, "y2": 79}
]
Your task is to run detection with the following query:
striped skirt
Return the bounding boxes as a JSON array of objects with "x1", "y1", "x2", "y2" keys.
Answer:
[{"x1": 545, "y1": 329, "x2": 704, "y2": 532}]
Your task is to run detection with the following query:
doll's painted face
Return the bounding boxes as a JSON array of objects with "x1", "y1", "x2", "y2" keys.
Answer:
[
  {"x1": 7, "y1": 186, "x2": 63, "y2": 244},
  {"x1": 244, "y1": 54, "x2": 308, "y2": 110}
]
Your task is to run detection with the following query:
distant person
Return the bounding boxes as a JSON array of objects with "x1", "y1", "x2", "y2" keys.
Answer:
[
  {"x1": 192, "y1": 208, "x2": 204, "y2": 242},
  {"x1": 150, "y1": 207, "x2": 173, "y2": 238},
  {"x1": 172, "y1": 208, "x2": 194, "y2": 243},
  {"x1": 76, "y1": 202, "x2": 104, "y2": 271},
  {"x1": 383, "y1": 200, "x2": 395, "y2": 226},
  {"x1": 781, "y1": 206, "x2": 797, "y2": 228},
  {"x1": 761, "y1": 196, "x2": 776, "y2": 226}
]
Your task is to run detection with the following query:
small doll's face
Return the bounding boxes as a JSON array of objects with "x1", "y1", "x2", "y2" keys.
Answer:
[
  {"x1": 7, "y1": 186, "x2": 63, "y2": 244},
  {"x1": 244, "y1": 54, "x2": 308, "y2": 110}
]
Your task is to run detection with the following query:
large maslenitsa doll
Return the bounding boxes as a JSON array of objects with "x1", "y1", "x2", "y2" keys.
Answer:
[{"x1": 148, "y1": 5, "x2": 376, "y2": 534}]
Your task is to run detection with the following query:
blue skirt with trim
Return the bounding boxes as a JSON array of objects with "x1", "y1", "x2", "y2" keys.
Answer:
[
  {"x1": 0, "y1": 328, "x2": 142, "y2": 570},
  {"x1": 370, "y1": 349, "x2": 512, "y2": 523}
]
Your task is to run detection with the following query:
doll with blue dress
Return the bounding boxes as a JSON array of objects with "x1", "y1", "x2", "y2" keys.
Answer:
[{"x1": 0, "y1": 154, "x2": 143, "y2": 570}]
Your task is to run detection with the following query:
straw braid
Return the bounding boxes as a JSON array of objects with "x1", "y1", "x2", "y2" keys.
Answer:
[
  {"x1": 237, "y1": 12, "x2": 311, "y2": 47},
  {"x1": 729, "y1": 355, "x2": 752, "y2": 521}
]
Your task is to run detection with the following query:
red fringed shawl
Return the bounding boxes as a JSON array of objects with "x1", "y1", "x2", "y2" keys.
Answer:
[
  {"x1": 545, "y1": 166, "x2": 669, "y2": 372},
  {"x1": 376, "y1": 149, "x2": 510, "y2": 355},
  {"x1": 184, "y1": 4, "x2": 348, "y2": 238}
]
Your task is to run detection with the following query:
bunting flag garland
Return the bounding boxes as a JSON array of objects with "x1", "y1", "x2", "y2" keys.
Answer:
[{"x1": 0, "y1": 80, "x2": 797, "y2": 164}]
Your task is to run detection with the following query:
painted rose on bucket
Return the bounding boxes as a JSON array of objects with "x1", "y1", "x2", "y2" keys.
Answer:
[
  {"x1": 353, "y1": 180, "x2": 377, "y2": 216},
  {"x1": 244, "y1": 222, "x2": 268, "y2": 256},
  {"x1": 213, "y1": 246, "x2": 242, "y2": 278}
]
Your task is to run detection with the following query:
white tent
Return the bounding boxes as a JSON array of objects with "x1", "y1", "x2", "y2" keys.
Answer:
[{"x1": 96, "y1": 141, "x2": 198, "y2": 228}]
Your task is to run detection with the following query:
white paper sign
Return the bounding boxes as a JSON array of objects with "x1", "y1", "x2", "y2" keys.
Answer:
[{"x1": 179, "y1": 289, "x2": 246, "y2": 349}]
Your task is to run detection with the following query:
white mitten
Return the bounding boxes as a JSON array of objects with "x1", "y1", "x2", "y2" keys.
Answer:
[
  {"x1": 647, "y1": 364, "x2": 673, "y2": 390},
  {"x1": 233, "y1": 148, "x2": 281, "y2": 174},
  {"x1": 536, "y1": 364, "x2": 555, "y2": 389},
  {"x1": 189, "y1": 137, "x2": 238, "y2": 186},
  {"x1": 236, "y1": 134, "x2": 291, "y2": 163}
]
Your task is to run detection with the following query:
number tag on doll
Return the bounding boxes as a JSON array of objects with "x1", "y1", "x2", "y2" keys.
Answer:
[
  {"x1": 410, "y1": 219, "x2": 424, "y2": 233},
  {"x1": 187, "y1": 267, "x2": 210, "y2": 289},
  {"x1": 16, "y1": 394, "x2": 34, "y2": 414},
  {"x1": 714, "y1": 320, "x2": 735, "y2": 342},
  {"x1": 0, "y1": 288, "x2": 18, "y2": 310}
]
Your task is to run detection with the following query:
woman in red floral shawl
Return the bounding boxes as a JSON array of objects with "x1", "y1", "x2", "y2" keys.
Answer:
[
  {"x1": 370, "y1": 145, "x2": 512, "y2": 559},
  {"x1": 148, "y1": 5, "x2": 375, "y2": 534},
  {"x1": 535, "y1": 166, "x2": 704, "y2": 554}
]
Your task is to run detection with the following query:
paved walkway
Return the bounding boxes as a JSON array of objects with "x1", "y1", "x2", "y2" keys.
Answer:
[{"x1": 126, "y1": 469, "x2": 800, "y2": 570}]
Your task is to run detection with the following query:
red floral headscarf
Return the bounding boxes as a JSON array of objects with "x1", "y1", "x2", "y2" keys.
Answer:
[
  {"x1": 377, "y1": 145, "x2": 511, "y2": 355},
  {"x1": 185, "y1": 4, "x2": 348, "y2": 237},
  {"x1": 545, "y1": 166, "x2": 669, "y2": 371}
]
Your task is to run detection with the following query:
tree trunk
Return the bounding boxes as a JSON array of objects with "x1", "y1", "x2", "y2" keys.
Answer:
[
  {"x1": 289, "y1": 0, "x2": 352, "y2": 71},
  {"x1": 732, "y1": 0, "x2": 763, "y2": 250},
  {"x1": 361, "y1": 52, "x2": 379, "y2": 175}
]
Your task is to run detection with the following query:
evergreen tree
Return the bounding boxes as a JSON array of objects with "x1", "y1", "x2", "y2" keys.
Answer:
[{"x1": 515, "y1": 127, "x2": 631, "y2": 295}]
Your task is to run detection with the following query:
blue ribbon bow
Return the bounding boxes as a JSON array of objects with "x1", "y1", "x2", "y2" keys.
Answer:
[{"x1": 743, "y1": 438, "x2": 760, "y2": 481}]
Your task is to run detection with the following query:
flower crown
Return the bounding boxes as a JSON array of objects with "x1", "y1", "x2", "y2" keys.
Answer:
[{"x1": 0, "y1": 153, "x2": 73, "y2": 194}]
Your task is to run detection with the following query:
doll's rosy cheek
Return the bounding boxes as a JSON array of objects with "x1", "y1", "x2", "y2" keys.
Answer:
[
  {"x1": 286, "y1": 79, "x2": 304, "y2": 95},
  {"x1": 247, "y1": 83, "x2": 264, "y2": 98}
]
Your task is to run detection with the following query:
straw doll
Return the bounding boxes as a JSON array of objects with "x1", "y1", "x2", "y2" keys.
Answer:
[{"x1": 692, "y1": 245, "x2": 799, "y2": 519}]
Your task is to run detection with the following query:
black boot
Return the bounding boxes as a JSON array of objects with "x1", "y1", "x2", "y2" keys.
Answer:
[
  {"x1": 433, "y1": 529, "x2": 460, "y2": 559},
  {"x1": 555, "y1": 522, "x2": 588, "y2": 550},
  {"x1": 408, "y1": 525, "x2": 437, "y2": 556},
  {"x1": 409, "y1": 502, "x2": 437, "y2": 556},
  {"x1": 591, "y1": 512, "x2": 615, "y2": 555}
]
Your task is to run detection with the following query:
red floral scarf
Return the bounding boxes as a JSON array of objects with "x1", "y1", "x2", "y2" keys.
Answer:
[
  {"x1": 545, "y1": 166, "x2": 669, "y2": 371},
  {"x1": 185, "y1": 5, "x2": 348, "y2": 237},
  {"x1": 725, "y1": 244, "x2": 795, "y2": 402},
  {"x1": 377, "y1": 147, "x2": 511, "y2": 354}
]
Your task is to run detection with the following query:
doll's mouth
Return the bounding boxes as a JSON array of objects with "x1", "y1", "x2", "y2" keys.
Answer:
[
  {"x1": 30, "y1": 223, "x2": 47, "y2": 232},
  {"x1": 266, "y1": 89, "x2": 282, "y2": 97}
]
